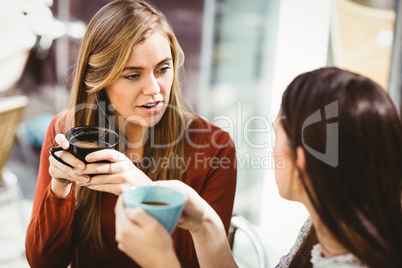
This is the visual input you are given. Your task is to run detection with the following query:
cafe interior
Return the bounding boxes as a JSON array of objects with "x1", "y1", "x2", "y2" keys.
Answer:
[{"x1": 0, "y1": 0, "x2": 400, "y2": 267}]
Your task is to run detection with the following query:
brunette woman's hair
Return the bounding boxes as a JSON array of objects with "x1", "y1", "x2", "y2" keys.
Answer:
[
  {"x1": 66, "y1": 0, "x2": 193, "y2": 255},
  {"x1": 280, "y1": 67, "x2": 402, "y2": 267}
]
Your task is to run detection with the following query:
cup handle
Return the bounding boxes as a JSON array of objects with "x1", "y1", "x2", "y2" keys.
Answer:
[{"x1": 49, "y1": 147, "x2": 74, "y2": 168}]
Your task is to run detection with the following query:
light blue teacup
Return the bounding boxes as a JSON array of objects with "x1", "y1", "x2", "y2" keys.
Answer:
[{"x1": 123, "y1": 185, "x2": 187, "y2": 234}]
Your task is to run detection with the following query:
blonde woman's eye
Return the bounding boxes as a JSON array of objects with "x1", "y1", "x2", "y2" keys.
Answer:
[
  {"x1": 125, "y1": 73, "x2": 140, "y2": 80},
  {"x1": 158, "y1": 66, "x2": 172, "y2": 73}
]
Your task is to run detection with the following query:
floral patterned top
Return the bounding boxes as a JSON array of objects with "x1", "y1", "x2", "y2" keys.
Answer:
[{"x1": 276, "y1": 217, "x2": 367, "y2": 268}]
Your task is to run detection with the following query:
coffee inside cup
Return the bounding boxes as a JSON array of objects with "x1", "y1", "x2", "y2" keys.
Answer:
[
  {"x1": 123, "y1": 185, "x2": 187, "y2": 233},
  {"x1": 141, "y1": 201, "x2": 169, "y2": 206},
  {"x1": 66, "y1": 127, "x2": 118, "y2": 160},
  {"x1": 73, "y1": 140, "x2": 112, "y2": 148}
]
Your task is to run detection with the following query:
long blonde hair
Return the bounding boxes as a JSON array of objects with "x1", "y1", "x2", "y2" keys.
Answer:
[{"x1": 66, "y1": 0, "x2": 192, "y2": 254}]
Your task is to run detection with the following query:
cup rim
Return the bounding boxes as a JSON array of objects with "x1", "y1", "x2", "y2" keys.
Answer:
[
  {"x1": 65, "y1": 125, "x2": 119, "y2": 148},
  {"x1": 123, "y1": 185, "x2": 187, "y2": 209}
]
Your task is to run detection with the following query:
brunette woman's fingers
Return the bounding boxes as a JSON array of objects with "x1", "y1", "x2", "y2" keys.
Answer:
[
  {"x1": 116, "y1": 206, "x2": 162, "y2": 232},
  {"x1": 115, "y1": 194, "x2": 125, "y2": 216},
  {"x1": 125, "y1": 208, "x2": 158, "y2": 228},
  {"x1": 115, "y1": 196, "x2": 133, "y2": 243}
]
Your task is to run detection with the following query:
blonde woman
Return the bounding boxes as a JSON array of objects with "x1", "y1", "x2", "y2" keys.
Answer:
[{"x1": 25, "y1": 1, "x2": 237, "y2": 267}]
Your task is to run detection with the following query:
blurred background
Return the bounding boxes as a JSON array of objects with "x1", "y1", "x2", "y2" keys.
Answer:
[{"x1": 0, "y1": 0, "x2": 401, "y2": 267}]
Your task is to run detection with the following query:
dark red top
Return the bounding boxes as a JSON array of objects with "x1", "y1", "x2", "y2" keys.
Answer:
[{"x1": 25, "y1": 113, "x2": 237, "y2": 268}]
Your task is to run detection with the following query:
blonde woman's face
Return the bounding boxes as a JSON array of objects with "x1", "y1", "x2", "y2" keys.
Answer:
[{"x1": 106, "y1": 30, "x2": 173, "y2": 128}]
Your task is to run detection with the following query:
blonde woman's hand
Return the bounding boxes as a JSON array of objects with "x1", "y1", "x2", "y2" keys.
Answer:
[
  {"x1": 114, "y1": 195, "x2": 180, "y2": 268},
  {"x1": 75, "y1": 149, "x2": 152, "y2": 195},
  {"x1": 49, "y1": 134, "x2": 88, "y2": 198}
]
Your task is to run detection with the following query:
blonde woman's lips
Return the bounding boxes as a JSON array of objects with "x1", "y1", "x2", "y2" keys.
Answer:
[{"x1": 138, "y1": 101, "x2": 162, "y2": 113}]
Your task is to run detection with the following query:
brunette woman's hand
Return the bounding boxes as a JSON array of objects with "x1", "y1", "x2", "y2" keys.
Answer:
[
  {"x1": 114, "y1": 195, "x2": 180, "y2": 268},
  {"x1": 75, "y1": 149, "x2": 152, "y2": 195},
  {"x1": 117, "y1": 181, "x2": 236, "y2": 268},
  {"x1": 154, "y1": 180, "x2": 217, "y2": 235},
  {"x1": 49, "y1": 134, "x2": 89, "y2": 198}
]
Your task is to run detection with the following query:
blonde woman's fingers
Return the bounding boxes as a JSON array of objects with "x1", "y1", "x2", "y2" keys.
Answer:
[
  {"x1": 49, "y1": 154, "x2": 87, "y2": 180},
  {"x1": 50, "y1": 149, "x2": 85, "y2": 171},
  {"x1": 78, "y1": 162, "x2": 119, "y2": 176},
  {"x1": 49, "y1": 157, "x2": 89, "y2": 183},
  {"x1": 55, "y1": 134, "x2": 70, "y2": 149},
  {"x1": 85, "y1": 149, "x2": 126, "y2": 163}
]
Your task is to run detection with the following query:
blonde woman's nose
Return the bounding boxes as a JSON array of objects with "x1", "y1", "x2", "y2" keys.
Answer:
[{"x1": 142, "y1": 75, "x2": 160, "y2": 95}]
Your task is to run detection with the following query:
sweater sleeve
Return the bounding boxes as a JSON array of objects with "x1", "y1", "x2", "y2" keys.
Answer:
[
  {"x1": 172, "y1": 124, "x2": 237, "y2": 268},
  {"x1": 25, "y1": 114, "x2": 76, "y2": 268},
  {"x1": 198, "y1": 130, "x2": 237, "y2": 235}
]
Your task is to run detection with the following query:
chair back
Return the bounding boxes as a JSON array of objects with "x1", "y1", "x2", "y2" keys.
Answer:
[
  {"x1": 0, "y1": 96, "x2": 28, "y2": 177},
  {"x1": 229, "y1": 215, "x2": 269, "y2": 268}
]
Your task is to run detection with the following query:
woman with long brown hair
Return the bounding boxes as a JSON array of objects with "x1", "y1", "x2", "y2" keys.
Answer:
[
  {"x1": 25, "y1": 1, "x2": 236, "y2": 267},
  {"x1": 275, "y1": 67, "x2": 401, "y2": 267},
  {"x1": 115, "y1": 67, "x2": 402, "y2": 267}
]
